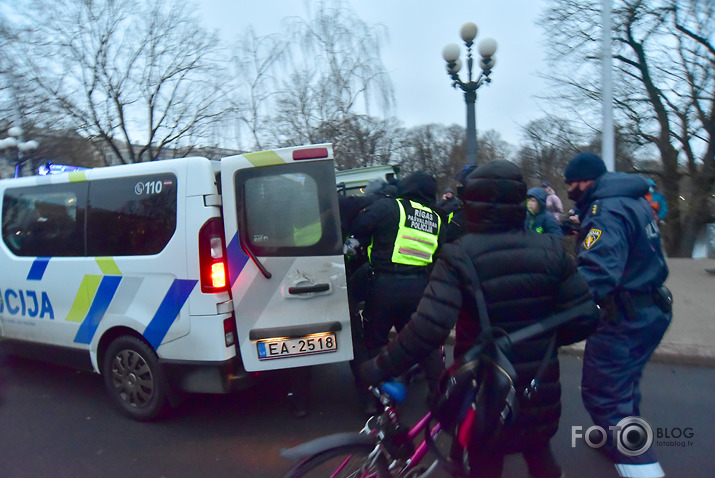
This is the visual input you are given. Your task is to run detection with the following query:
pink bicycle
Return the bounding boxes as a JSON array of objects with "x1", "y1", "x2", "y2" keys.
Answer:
[{"x1": 281, "y1": 377, "x2": 463, "y2": 478}]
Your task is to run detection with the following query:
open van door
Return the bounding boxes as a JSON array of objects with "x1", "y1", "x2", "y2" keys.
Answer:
[{"x1": 220, "y1": 144, "x2": 353, "y2": 372}]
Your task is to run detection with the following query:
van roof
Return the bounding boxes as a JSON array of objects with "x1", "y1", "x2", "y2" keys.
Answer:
[{"x1": 335, "y1": 165, "x2": 397, "y2": 189}]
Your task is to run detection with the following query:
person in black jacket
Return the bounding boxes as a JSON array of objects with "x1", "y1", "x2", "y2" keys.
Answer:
[
  {"x1": 351, "y1": 171, "x2": 445, "y2": 415},
  {"x1": 361, "y1": 160, "x2": 599, "y2": 478}
]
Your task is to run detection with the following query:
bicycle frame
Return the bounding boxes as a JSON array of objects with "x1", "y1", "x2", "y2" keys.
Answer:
[
  {"x1": 359, "y1": 400, "x2": 444, "y2": 477},
  {"x1": 281, "y1": 379, "x2": 455, "y2": 478}
]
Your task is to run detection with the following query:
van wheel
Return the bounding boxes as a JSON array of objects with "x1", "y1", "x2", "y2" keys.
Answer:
[{"x1": 103, "y1": 336, "x2": 167, "y2": 421}]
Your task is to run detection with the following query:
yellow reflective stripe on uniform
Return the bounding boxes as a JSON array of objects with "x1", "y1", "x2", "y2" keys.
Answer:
[
  {"x1": 397, "y1": 246, "x2": 432, "y2": 259},
  {"x1": 65, "y1": 275, "x2": 102, "y2": 322},
  {"x1": 242, "y1": 150, "x2": 286, "y2": 167},
  {"x1": 96, "y1": 257, "x2": 121, "y2": 275},
  {"x1": 391, "y1": 199, "x2": 440, "y2": 266}
]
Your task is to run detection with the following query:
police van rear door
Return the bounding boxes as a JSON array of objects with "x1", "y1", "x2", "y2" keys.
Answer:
[{"x1": 220, "y1": 144, "x2": 353, "y2": 372}]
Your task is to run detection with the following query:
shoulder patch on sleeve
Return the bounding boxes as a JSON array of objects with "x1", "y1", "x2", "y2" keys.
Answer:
[{"x1": 583, "y1": 228, "x2": 602, "y2": 250}]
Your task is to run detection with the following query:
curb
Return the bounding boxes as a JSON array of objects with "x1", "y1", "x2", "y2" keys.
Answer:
[
  {"x1": 408, "y1": 331, "x2": 715, "y2": 368},
  {"x1": 559, "y1": 341, "x2": 715, "y2": 368},
  {"x1": 443, "y1": 333, "x2": 715, "y2": 368}
]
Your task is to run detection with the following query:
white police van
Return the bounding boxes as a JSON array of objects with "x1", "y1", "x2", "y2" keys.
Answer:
[
  {"x1": 335, "y1": 164, "x2": 398, "y2": 197},
  {"x1": 0, "y1": 143, "x2": 352, "y2": 420}
]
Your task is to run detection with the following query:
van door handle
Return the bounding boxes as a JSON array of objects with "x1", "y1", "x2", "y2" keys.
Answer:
[{"x1": 288, "y1": 283, "x2": 330, "y2": 294}]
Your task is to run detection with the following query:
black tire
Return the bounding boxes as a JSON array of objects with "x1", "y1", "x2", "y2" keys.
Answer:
[
  {"x1": 102, "y1": 335, "x2": 167, "y2": 421},
  {"x1": 284, "y1": 443, "x2": 390, "y2": 478}
]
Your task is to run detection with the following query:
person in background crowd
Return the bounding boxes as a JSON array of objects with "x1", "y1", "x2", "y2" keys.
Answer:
[
  {"x1": 350, "y1": 171, "x2": 445, "y2": 415},
  {"x1": 542, "y1": 181, "x2": 564, "y2": 222},
  {"x1": 646, "y1": 178, "x2": 668, "y2": 223},
  {"x1": 443, "y1": 164, "x2": 478, "y2": 242},
  {"x1": 563, "y1": 152, "x2": 672, "y2": 478},
  {"x1": 525, "y1": 187, "x2": 563, "y2": 237},
  {"x1": 361, "y1": 160, "x2": 599, "y2": 478},
  {"x1": 438, "y1": 187, "x2": 462, "y2": 215}
]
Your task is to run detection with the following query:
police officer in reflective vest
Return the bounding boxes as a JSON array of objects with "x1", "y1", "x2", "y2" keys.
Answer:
[
  {"x1": 564, "y1": 153, "x2": 672, "y2": 478},
  {"x1": 351, "y1": 171, "x2": 444, "y2": 413}
]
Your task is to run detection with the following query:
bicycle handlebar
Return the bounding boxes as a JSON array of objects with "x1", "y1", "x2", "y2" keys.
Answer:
[{"x1": 379, "y1": 381, "x2": 407, "y2": 403}]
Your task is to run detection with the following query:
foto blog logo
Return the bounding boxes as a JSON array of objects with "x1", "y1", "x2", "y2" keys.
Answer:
[{"x1": 572, "y1": 416, "x2": 654, "y2": 457}]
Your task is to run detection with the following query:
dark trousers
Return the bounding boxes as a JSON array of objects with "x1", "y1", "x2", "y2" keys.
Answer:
[
  {"x1": 581, "y1": 302, "x2": 671, "y2": 465},
  {"x1": 360, "y1": 272, "x2": 443, "y2": 383},
  {"x1": 466, "y1": 442, "x2": 562, "y2": 478}
]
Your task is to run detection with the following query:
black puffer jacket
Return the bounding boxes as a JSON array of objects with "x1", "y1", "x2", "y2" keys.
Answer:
[{"x1": 374, "y1": 160, "x2": 598, "y2": 451}]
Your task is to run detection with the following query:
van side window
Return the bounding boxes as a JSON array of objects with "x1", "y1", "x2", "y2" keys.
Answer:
[
  {"x1": 2, "y1": 184, "x2": 86, "y2": 257},
  {"x1": 87, "y1": 174, "x2": 177, "y2": 256},
  {"x1": 237, "y1": 162, "x2": 342, "y2": 257}
]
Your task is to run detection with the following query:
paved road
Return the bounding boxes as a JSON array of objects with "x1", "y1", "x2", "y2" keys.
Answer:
[{"x1": 1, "y1": 345, "x2": 713, "y2": 478}]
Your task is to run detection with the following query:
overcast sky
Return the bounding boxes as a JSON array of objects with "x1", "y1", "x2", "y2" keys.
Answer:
[{"x1": 197, "y1": 0, "x2": 550, "y2": 147}]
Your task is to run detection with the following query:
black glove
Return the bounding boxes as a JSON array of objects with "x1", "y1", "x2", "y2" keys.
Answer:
[{"x1": 359, "y1": 358, "x2": 388, "y2": 387}]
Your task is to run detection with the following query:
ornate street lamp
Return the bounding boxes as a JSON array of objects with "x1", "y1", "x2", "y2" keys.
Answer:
[
  {"x1": 442, "y1": 22, "x2": 497, "y2": 166},
  {"x1": 0, "y1": 125, "x2": 39, "y2": 177}
]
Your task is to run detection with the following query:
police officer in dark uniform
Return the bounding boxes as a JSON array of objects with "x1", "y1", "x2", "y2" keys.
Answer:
[
  {"x1": 351, "y1": 171, "x2": 444, "y2": 414},
  {"x1": 564, "y1": 153, "x2": 672, "y2": 478}
]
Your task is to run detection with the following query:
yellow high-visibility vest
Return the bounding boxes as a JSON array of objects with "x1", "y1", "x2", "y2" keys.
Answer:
[{"x1": 368, "y1": 199, "x2": 440, "y2": 267}]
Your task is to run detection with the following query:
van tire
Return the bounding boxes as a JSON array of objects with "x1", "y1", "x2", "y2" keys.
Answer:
[{"x1": 103, "y1": 336, "x2": 167, "y2": 421}]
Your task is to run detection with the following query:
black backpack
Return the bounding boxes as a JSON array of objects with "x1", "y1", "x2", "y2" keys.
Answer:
[{"x1": 428, "y1": 254, "x2": 595, "y2": 472}]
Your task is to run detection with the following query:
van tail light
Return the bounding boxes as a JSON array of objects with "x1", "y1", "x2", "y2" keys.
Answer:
[{"x1": 199, "y1": 217, "x2": 229, "y2": 293}]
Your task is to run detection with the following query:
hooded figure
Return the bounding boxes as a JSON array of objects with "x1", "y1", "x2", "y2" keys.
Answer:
[
  {"x1": 645, "y1": 178, "x2": 668, "y2": 222},
  {"x1": 525, "y1": 187, "x2": 563, "y2": 237},
  {"x1": 438, "y1": 186, "x2": 462, "y2": 215},
  {"x1": 361, "y1": 160, "x2": 598, "y2": 477}
]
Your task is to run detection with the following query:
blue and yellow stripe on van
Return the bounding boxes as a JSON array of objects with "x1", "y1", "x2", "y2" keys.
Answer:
[
  {"x1": 27, "y1": 257, "x2": 51, "y2": 281},
  {"x1": 226, "y1": 233, "x2": 249, "y2": 287},
  {"x1": 25, "y1": 257, "x2": 197, "y2": 349}
]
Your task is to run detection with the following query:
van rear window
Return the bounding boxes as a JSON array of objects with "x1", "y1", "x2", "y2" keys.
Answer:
[
  {"x1": 244, "y1": 173, "x2": 322, "y2": 249},
  {"x1": 235, "y1": 162, "x2": 342, "y2": 257}
]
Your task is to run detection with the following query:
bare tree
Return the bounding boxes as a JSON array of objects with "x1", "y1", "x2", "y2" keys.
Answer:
[
  {"x1": 540, "y1": 0, "x2": 714, "y2": 257},
  {"x1": 7, "y1": 0, "x2": 228, "y2": 164},
  {"x1": 266, "y1": 0, "x2": 394, "y2": 147},
  {"x1": 516, "y1": 116, "x2": 584, "y2": 193},
  {"x1": 230, "y1": 27, "x2": 290, "y2": 151},
  {"x1": 331, "y1": 115, "x2": 404, "y2": 170},
  {"x1": 477, "y1": 130, "x2": 515, "y2": 164},
  {"x1": 396, "y1": 123, "x2": 465, "y2": 190}
]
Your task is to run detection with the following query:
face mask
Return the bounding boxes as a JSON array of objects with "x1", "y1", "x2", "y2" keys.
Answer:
[{"x1": 567, "y1": 186, "x2": 584, "y2": 203}]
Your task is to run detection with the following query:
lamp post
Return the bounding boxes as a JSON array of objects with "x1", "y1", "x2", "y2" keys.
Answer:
[
  {"x1": 442, "y1": 22, "x2": 497, "y2": 166},
  {"x1": 0, "y1": 126, "x2": 39, "y2": 177}
]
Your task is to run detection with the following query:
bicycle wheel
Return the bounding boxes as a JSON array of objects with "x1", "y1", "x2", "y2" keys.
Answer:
[{"x1": 283, "y1": 443, "x2": 390, "y2": 478}]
